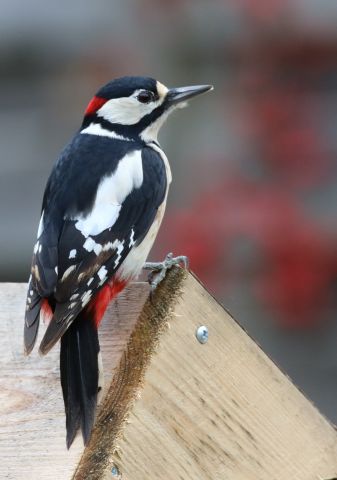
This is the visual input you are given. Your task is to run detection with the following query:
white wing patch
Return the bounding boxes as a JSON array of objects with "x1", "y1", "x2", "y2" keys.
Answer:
[
  {"x1": 83, "y1": 237, "x2": 103, "y2": 255},
  {"x1": 81, "y1": 290, "x2": 92, "y2": 307},
  {"x1": 97, "y1": 266, "x2": 108, "y2": 281},
  {"x1": 97, "y1": 266, "x2": 108, "y2": 286},
  {"x1": 114, "y1": 240, "x2": 125, "y2": 268},
  {"x1": 69, "y1": 249, "x2": 77, "y2": 259},
  {"x1": 73, "y1": 150, "x2": 143, "y2": 238},
  {"x1": 61, "y1": 265, "x2": 76, "y2": 282},
  {"x1": 129, "y1": 228, "x2": 135, "y2": 248}
]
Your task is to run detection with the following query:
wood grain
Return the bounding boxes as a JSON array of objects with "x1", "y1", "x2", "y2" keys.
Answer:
[
  {"x1": 73, "y1": 267, "x2": 187, "y2": 480},
  {"x1": 107, "y1": 274, "x2": 337, "y2": 480},
  {"x1": 0, "y1": 272, "x2": 337, "y2": 479},
  {"x1": 0, "y1": 281, "x2": 148, "y2": 480}
]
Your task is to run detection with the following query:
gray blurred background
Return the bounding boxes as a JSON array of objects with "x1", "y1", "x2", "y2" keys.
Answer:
[{"x1": 1, "y1": 1, "x2": 337, "y2": 423}]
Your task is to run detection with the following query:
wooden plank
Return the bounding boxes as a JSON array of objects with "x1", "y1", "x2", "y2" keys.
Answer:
[
  {"x1": 0, "y1": 281, "x2": 149, "y2": 480},
  {"x1": 1, "y1": 271, "x2": 337, "y2": 479},
  {"x1": 73, "y1": 267, "x2": 187, "y2": 479},
  {"x1": 106, "y1": 274, "x2": 337, "y2": 480}
]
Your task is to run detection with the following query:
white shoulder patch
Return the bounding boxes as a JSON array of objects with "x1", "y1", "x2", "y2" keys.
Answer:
[{"x1": 73, "y1": 150, "x2": 144, "y2": 237}]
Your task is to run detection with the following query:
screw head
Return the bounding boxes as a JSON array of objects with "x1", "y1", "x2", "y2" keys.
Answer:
[
  {"x1": 111, "y1": 466, "x2": 119, "y2": 477},
  {"x1": 196, "y1": 325, "x2": 208, "y2": 344}
]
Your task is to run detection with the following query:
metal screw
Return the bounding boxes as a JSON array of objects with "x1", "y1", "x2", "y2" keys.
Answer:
[
  {"x1": 111, "y1": 466, "x2": 119, "y2": 477},
  {"x1": 196, "y1": 325, "x2": 208, "y2": 344}
]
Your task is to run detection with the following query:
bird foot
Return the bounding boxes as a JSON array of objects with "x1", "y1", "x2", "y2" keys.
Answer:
[{"x1": 143, "y1": 252, "x2": 189, "y2": 291}]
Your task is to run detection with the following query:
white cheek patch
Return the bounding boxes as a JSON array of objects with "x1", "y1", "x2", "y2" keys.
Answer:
[
  {"x1": 139, "y1": 80, "x2": 170, "y2": 142},
  {"x1": 97, "y1": 97, "x2": 144, "y2": 125},
  {"x1": 73, "y1": 150, "x2": 143, "y2": 237},
  {"x1": 96, "y1": 89, "x2": 166, "y2": 126}
]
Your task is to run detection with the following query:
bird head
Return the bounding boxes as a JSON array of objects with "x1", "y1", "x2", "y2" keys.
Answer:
[{"x1": 82, "y1": 76, "x2": 213, "y2": 142}]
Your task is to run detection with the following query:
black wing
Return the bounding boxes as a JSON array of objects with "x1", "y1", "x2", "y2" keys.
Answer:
[
  {"x1": 25, "y1": 133, "x2": 137, "y2": 352},
  {"x1": 32, "y1": 144, "x2": 167, "y2": 354}
]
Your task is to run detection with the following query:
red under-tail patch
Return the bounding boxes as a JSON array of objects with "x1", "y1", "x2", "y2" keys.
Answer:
[
  {"x1": 88, "y1": 279, "x2": 127, "y2": 328},
  {"x1": 41, "y1": 299, "x2": 53, "y2": 325},
  {"x1": 84, "y1": 96, "x2": 107, "y2": 116}
]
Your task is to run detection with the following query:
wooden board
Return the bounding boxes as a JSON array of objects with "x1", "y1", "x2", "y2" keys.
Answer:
[
  {"x1": 109, "y1": 273, "x2": 337, "y2": 479},
  {"x1": 0, "y1": 281, "x2": 149, "y2": 479},
  {"x1": 0, "y1": 271, "x2": 337, "y2": 479}
]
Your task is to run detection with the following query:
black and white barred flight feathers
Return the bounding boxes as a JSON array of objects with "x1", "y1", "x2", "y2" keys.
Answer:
[{"x1": 24, "y1": 76, "x2": 213, "y2": 448}]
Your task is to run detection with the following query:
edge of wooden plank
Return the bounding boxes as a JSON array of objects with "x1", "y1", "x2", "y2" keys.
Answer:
[{"x1": 72, "y1": 266, "x2": 187, "y2": 480}]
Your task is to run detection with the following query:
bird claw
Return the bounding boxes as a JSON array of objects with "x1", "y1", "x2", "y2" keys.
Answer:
[{"x1": 143, "y1": 252, "x2": 189, "y2": 292}]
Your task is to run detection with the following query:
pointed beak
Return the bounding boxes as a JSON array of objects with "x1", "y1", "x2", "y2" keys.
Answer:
[{"x1": 166, "y1": 84, "x2": 213, "y2": 105}]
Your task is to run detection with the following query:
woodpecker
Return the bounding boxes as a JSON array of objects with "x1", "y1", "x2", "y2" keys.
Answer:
[{"x1": 24, "y1": 76, "x2": 213, "y2": 448}]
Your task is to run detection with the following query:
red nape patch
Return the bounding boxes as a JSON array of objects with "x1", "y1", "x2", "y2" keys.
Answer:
[
  {"x1": 88, "y1": 279, "x2": 127, "y2": 328},
  {"x1": 84, "y1": 96, "x2": 107, "y2": 116},
  {"x1": 41, "y1": 299, "x2": 53, "y2": 325}
]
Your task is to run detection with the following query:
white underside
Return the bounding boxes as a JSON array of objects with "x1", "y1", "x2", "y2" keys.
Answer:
[
  {"x1": 118, "y1": 143, "x2": 171, "y2": 280},
  {"x1": 117, "y1": 199, "x2": 167, "y2": 281}
]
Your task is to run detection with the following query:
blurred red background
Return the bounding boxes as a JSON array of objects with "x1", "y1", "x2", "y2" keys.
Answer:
[
  {"x1": 157, "y1": 29, "x2": 337, "y2": 329},
  {"x1": 1, "y1": 0, "x2": 337, "y2": 421}
]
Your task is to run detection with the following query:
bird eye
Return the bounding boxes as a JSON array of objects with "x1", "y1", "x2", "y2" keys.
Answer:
[{"x1": 137, "y1": 91, "x2": 155, "y2": 104}]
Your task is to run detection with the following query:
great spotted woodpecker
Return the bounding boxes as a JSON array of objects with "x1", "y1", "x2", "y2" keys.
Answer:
[{"x1": 24, "y1": 76, "x2": 213, "y2": 448}]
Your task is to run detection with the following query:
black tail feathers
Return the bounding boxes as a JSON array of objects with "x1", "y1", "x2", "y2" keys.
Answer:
[
  {"x1": 60, "y1": 312, "x2": 100, "y2": 449},
  {"x1": 24, "y1": 296, "x2": 42, "y2": 355}
]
